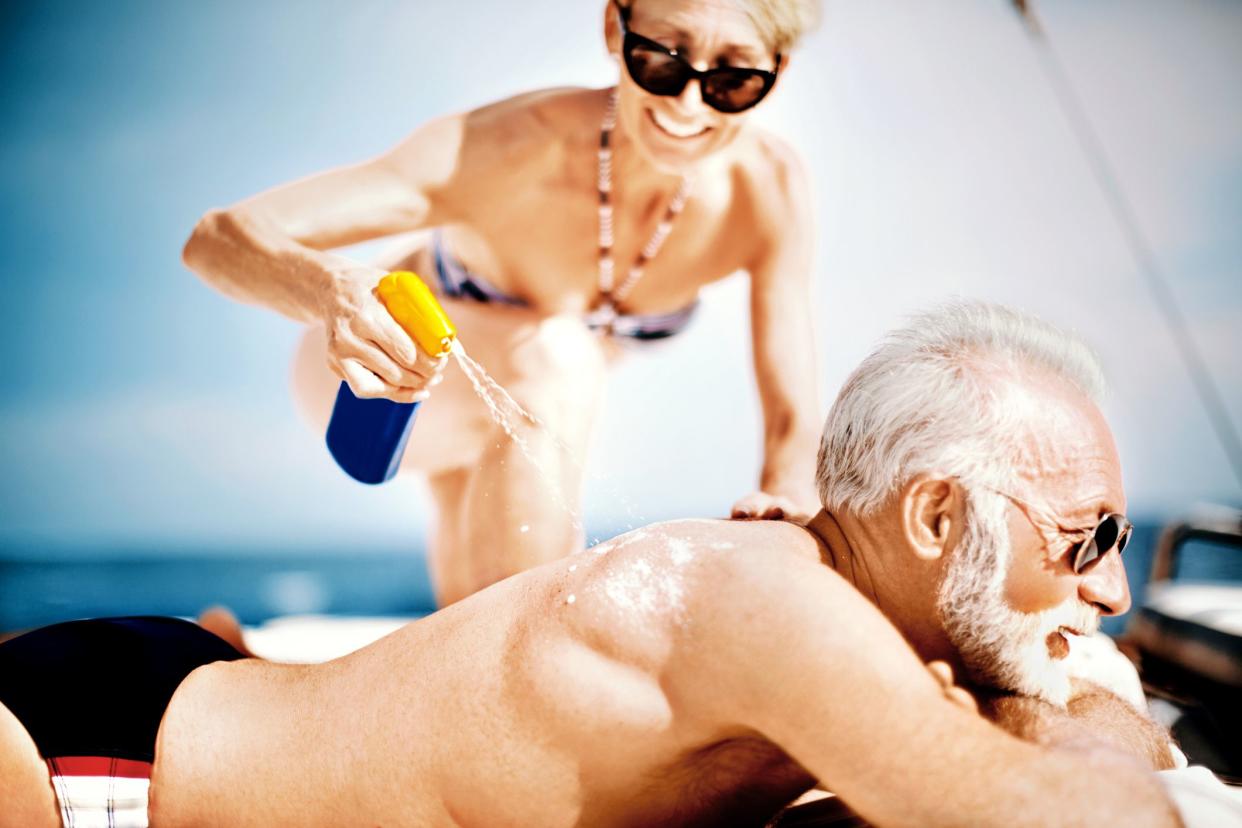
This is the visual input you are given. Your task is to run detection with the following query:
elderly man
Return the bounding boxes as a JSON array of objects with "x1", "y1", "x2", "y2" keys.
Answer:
[{"x1": 1, "y1": 302, "x2": 1181, "y2": 827}]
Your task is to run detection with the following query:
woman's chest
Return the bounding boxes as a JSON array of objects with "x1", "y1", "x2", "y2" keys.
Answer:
[{"x1": 453, "y1": 171, "x2": 757, "y2": 314}]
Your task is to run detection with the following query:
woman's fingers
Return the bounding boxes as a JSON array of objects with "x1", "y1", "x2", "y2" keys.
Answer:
[
  {"x1": 350, "y1": 340, "x2": 413, "y2": 387},
  {"x1": 357, "y1": 309, "x2": 449, "y2": 380},
  {"x1": 388, "y1": 387, "x2": 431, "y2": 404},
  {"x1": 332, "y1": 347, "x2": 435, "y2": 403},
  {"x1": 362, "y1": 338, "x2": 445, "y2": 390},
  {"x1": 761, "y1": 498, "x2": 794, "y2": 519},
  {"x1": 363, "y1": 306, "x2": 423, "y2": 369},
  {"x1": 336, "y1": 357, "x2": 389, "y2": 399},
  {"x1": 322, "y1": 280, "x2": 450, "y2": 402},
  {"x1": 730, "y1": 491, "x2": 806, "y2": 521},
  {"x1": 731, "y1": 491, "x2": 770, "y2": 519},
  {"x1": 330, "y1": 319, "x2": 446, "y2": 391}
]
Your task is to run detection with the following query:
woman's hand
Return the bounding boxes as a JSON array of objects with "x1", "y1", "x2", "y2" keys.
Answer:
[
  {"x1": 320, "y1": 265, "x2": 448, "y2": 403},
  {"x1": 730, "y1": 491, "x2": 812, "y2": 522}
]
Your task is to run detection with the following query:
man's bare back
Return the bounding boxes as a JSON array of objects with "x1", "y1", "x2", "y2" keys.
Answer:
[
  {"x1": 1, "y1": 303, "x2": 1187, "y2": 826},
  {"x1": 145, "y1": 518, "x2": 1175, "y2": 827},
  {"x1": 149, "y1": 520, "x2": 814, "y2": 826}
]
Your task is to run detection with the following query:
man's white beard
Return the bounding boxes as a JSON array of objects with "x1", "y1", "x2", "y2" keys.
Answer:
[{"x1": 936, "y1": 491, "x2": 1098, "y2": 707}]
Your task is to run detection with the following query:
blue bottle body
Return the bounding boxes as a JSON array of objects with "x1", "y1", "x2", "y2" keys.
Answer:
[{"x1": 325, "y1": 382, "x2": 420, "y2": 484}]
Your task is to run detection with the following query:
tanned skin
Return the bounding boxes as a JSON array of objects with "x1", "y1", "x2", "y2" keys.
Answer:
[
  {"x1": 0, "y1": 517, "x2": 1180, "y2": 827},
  {"x1": 0, "y1": 334, "x2": 1183, "y2": 826},
  {"x1": 182, "y1": 0, "x2": 823, "y2": 607},
  {"x1": 982, "y1": 682, "x2": 1177, "y2": 772}
]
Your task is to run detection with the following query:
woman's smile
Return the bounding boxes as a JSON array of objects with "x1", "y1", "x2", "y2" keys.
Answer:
[{"x1": 646, "y1": 107, "x2": 712, "y2": 139}]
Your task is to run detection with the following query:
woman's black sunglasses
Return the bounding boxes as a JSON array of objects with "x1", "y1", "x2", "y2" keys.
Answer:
[{"x1": 615, "y1": 2, "x2": 780, "y2": 114}]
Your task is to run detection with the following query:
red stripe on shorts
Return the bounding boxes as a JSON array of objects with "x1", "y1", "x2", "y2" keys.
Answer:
[{"x1": 48, "y1": 756, "x2": 153, "y2": 778}]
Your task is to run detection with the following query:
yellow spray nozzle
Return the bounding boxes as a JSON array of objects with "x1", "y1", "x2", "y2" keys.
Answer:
[{"x1": 375, "y1": 271, "x2": 457, "y2": 358}]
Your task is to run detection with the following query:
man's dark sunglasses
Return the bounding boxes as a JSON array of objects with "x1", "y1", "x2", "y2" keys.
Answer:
[
  {"x1": 615, "y1": 2, "x2": 780, "y2": 114},
  {"x1": 989, "y1": 486, "x2": 1132, "y2": 575},
  {"x1": 1070, "y1": 512, "x2": 1132, "y2": 574}
]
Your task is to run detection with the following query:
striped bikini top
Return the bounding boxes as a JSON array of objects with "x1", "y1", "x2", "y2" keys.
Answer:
[{"x1": 432, "y1": 230, "x2": 698, "y2": 342}]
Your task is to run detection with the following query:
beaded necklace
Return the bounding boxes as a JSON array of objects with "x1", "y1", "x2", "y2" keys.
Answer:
[{"x1": 589, "y1": 88, "x2": 693, "y2": 331}]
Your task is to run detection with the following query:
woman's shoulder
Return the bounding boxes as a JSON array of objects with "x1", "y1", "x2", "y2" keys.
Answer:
[
  {"x1": 464, "y1": 86, "x2": 606, "y2": 144},
  {"x1": 723, "y1": 127, "x2": 813, "y2": 239},
  {"x1": 729, "y1": 127, "x2": 809, "y2": 199},
  {"x1": 441, "y1": 87, "x2": 604, "y2": 179}
]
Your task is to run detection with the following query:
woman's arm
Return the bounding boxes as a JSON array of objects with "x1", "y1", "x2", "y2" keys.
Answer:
[
  {"x1": 734, "y1": 144, "x2": 822, "y2": 519},
  {"x1": 182, "y1": 114, "x2": 466, "y2": 400}
]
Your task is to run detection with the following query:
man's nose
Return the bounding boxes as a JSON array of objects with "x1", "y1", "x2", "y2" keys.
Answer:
[{"x1": 1078, "y1": 548, "x2": 1132, "y2": 616}]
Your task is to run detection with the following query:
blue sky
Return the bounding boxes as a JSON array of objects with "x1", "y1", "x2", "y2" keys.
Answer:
[{"x1": 0, "y1": 0, "x2": 1239, "y2": 554}]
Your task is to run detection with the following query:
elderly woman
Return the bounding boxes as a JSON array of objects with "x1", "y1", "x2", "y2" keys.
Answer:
[{"x1": 184, "y1": 0, "x2": 822, "y2": 605}]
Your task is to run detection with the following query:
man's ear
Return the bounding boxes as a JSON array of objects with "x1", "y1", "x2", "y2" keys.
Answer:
[{"x1": 901, "y1": 475, "x2": 959, "y2": 561}]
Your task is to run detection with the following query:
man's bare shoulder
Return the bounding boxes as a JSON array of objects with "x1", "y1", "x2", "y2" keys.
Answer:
[
  {"x1": 511, "y1": 519, "x2": 860, "y2": 723},
  {"x1": 591, "y1": 518, "x2": 826, "y2": 577},
  {"x1": 554, "y1": 520, "x2": 931, "y2": 736},
  {"x1": 562, "y1": 519, "x2": 856, "y2": 647}
]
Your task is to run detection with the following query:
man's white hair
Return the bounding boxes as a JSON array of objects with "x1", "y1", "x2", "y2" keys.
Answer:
[{"x1": 817, "y1": 301, "x2": 1106, "y2": 515}]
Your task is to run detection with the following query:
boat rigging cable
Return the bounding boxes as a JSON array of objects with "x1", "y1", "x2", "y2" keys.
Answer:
[{"x1": 1010, "y1": 1, "x2": 1242, "y2": 493}]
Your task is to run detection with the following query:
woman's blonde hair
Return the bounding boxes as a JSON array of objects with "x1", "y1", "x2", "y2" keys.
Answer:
[
  {"x1": 738, "y1": 0, "x2": 820, "y2": 54},
  {"x1": 619, "y1": 0, "x2": 820, "y2": 55}
]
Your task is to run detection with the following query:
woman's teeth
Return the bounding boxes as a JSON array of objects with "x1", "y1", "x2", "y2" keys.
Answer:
[{"x1": 650, "y1": 110, "x2": 708, "y2": 138}]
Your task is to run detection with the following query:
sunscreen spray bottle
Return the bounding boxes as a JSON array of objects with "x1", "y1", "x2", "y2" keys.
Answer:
[{"x1": 326, "y1": 271, "x2": 456, "y2": 484}]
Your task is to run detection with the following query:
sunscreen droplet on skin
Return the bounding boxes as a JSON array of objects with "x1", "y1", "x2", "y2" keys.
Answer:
[
  {"x1": 569, "y1": 564, "x2": 577, "y2": 572},
  {"x1": 520, "y1": 525, "x2": 530, "y2": 534},
  {"x1": 566, "y1": 594, "x2": 577, "y2": 605}
]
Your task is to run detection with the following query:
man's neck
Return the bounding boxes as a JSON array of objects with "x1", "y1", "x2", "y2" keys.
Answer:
[
  {"x1": 803, "y1": 510, "x2": 883, "y2": 610},
  {"x1": 803, "y1": 508, "x2": 954, "y2": 665}
]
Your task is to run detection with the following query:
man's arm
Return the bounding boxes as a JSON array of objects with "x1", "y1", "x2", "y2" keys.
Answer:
[
  {"x1": 981, "y1": 682, "x2": 1177, "y2": 772},
  {"x1": 668, "y1": 548, "x2": 1181, "y2": 828}
]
